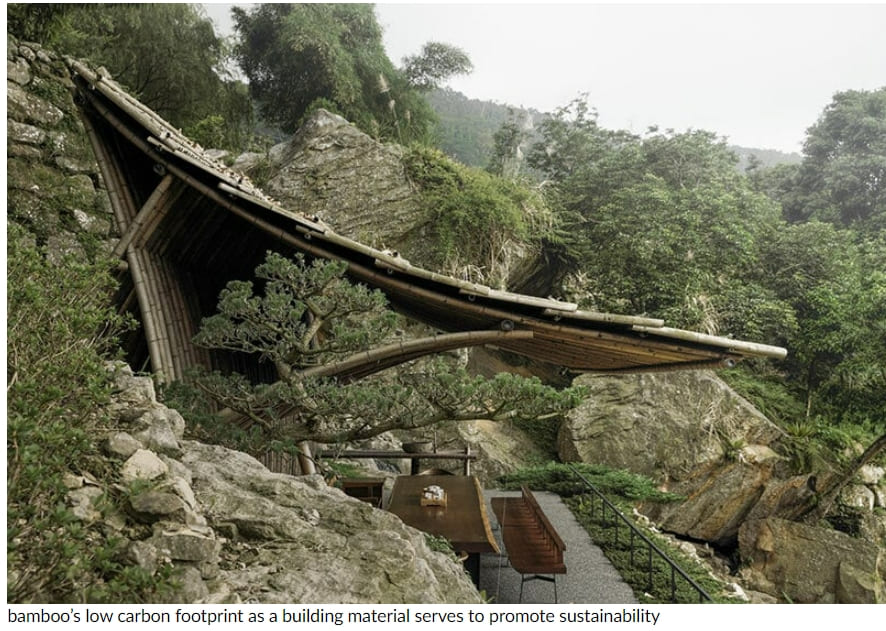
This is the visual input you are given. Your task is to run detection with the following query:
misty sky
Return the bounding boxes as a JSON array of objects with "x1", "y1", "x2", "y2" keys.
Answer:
[{"x1": 204, "y1": 3, "x2": 886, "y2": 154}]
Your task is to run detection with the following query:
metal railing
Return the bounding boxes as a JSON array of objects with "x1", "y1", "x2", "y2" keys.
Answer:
[{"x1": 567, "y1": 464, "x2": 713, "y2": 603}]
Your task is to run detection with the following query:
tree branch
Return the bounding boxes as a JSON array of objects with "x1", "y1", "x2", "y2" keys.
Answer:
[{"x1": 800, "y1": 431, "x2": 886, "y2": 524}]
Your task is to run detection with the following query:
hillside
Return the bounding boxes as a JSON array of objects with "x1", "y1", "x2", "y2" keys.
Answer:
[
  {"x1": 426, "y1": 88, "x2": 544, "y2": 168},
  {"x1": 428, "y1": 88, "x2": 802, "y2": 171}
]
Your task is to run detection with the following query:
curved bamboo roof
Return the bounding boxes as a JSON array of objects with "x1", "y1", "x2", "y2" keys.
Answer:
[{"x1": 67, "y1": 59, "x2": 787, "y2": 382}]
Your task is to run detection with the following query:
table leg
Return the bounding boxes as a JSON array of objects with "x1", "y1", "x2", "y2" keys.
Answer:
[{"x1": 463, "y1": 552, "x2": 481, "y2": 586}]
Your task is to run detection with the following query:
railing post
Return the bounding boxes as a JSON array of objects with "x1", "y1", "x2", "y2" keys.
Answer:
[
  {"x1": 647, "y1": 543, "x2": 654, "y2": 593},
  {"x1": 629, "y1": 529, "x2": 635, "y2": 567},
  {"x1": 671, "y1": 566, "x2": 677, "y2": 603}
]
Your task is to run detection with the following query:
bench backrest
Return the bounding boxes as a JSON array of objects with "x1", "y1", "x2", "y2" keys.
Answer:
[{"x1": 521, "y1": 486, "x2": 566, "y2": 552}]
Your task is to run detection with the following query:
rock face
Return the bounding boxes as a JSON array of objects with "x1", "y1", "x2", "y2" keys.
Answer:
[
  {"x1": 255, "y1": 110, "x2": 435, "y2": 264},
  {"x1": 243, "y1": 109, "x2": 543, "y2": 290},
  {"x1": 560, "y1": 370, "x2": 886, "y2": 602},
  {"x1": 739, "y1": 518, "x2": 886, "y2": 603},
  {"x1": 185, "y1": 441, "x2": 479, "y2": 603},
  {"x1": 558, "y1": 371, "x2": 784, "y2": 482},
  {"x1": 559, "y1": 371, "x2": 793, "y2": 547},
  {"x1": 7, "y1": 39, "x2": 114, "y2": 258},
  {"x1": 73, "y1": 363, "x2": 482, "y2": 603}
]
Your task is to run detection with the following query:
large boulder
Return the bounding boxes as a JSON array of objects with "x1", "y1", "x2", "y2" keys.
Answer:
[
  {"x1": 90, "y1": 361, "x2": 482, "y2": 603},
  {"x1": 644, "y1": 460, "x2": 774, "y2": 547},
  {"x1": 256, "y1": 110, "x2": 435, "y2": 264},
  {"x1": 182, "y1": 441, "x2": 482, "y2": 603},
  {"x1": 558, "y1": 371, "x2": 784, "y2": 482},
  {"x1": 738, "y1": 517, "x2": 886, "y2": 603}
]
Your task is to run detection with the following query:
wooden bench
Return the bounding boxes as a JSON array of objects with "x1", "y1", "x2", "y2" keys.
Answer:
[{"x1": 490, "y1": 486, "x2": 567, "y2": 603}]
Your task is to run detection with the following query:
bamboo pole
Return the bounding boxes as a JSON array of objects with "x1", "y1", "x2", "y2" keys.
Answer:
[
  {"x1": 152, "y1": 190, "x2": 203, "y2": 260},
  {"x1": 632, "y1": 326, "x2": 788, "y2": 360},
  {"x1": 542, "y1": 308, "x2": 665, "y2": 328},
  {"x1": 107, "y1": 150, "x2": 178, "y2": 381},
  {"x1": 108, "y1": 159, "x2": 176, "y2": 378},
  {"x1": 112, "y1": 174, "x2": 174, "y2": 258},
  {"x1": 153, "y1": 256, "x2": 189, "y2": 379},
  {"x1": 133, "y1": 249, "x2": 174, "y2": 381},
  {"x1": 80, "y1": 111, "x2": 167, "y2": 378},
  {"x1": 297, "y1": 330, "x2": 535, "y2": 381},
  {"x1": 459, "y1": 287, "x2": 578, "y2": 312},
  {"x1": 134, "y1": 177, "x2": 187, "y2": 249},
  {"x1": 118, "y1": 286, "x2": 137, "y2": 316}
]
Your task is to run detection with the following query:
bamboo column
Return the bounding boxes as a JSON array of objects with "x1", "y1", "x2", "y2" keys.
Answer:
[{"x1": 81, "y1": 112, "x2": 170, "y2": 380}]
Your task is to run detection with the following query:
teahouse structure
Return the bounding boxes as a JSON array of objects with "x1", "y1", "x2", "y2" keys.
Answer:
[{"x1": 67, "y1": 59, "x2": 787, "y2": 392}]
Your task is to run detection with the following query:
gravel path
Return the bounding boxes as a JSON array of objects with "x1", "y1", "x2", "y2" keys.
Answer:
[{"x1": 478, "y1": 490, "x2": 637, "y2": 604}]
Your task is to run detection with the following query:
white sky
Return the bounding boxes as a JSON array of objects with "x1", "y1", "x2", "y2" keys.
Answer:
[{"x1": 203, "y1": 2, "x2": 886, "y2": 154}]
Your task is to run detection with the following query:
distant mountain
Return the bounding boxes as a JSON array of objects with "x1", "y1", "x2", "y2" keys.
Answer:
[
  {"x1": 427, "y1": 88, "x2": 803, "y2": 172},
  {"x1": 729, "y1": 145, "x2": 803, "y2": 172},
  {"x1": 426, "y1": 88, "x2": 543, "y2": 168}
]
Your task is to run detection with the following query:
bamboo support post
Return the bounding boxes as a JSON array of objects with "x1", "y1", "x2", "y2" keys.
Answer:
[
  {"x1": 113, "y1": 174, "x2": 175, "y2": 257},
  {"x1": 81, "y1": 112, "x2": 168, "y2": 379},
  {"x1": 134, "y1": 177, "x2": 187, "y2": 249},
  {"x1": 108, "y1": 153, "x2": 178, "y2": 381}
]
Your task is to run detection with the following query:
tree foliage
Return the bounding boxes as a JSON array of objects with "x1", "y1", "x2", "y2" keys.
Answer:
[
  {"x1": 527, "y1": 93, "x2": 885, "y2": 443},
  {"x1": 402, "y1": 42, "x2": 473, "y2": 91},
  {"x1": 10, "y1": 3, "x2": 254, "y2": 151},
  {"x1": 232, "y1": 4, "x2": 446, "y2": 143},
  {"x1": 745, "y1": 89, "x2": 886, "y2": 427},
  {"x1": 786, "y1": 87, "x2": 886, "y2": 229},
  {"x1": 527, "y1": 98, "x2": 786, "y2": 336},
  {"x1": 487, "y1": 108, "x2": 532, "y2": 179},
  {"x1": 192, "y1": 253, "x2": 583, "y2": 444}
]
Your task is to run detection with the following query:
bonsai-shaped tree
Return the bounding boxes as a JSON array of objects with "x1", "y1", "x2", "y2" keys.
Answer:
[{"x1": 193, "y1": 251, "x2": 583, "y2": 445}]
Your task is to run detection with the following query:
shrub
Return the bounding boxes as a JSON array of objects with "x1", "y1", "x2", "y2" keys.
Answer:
[
  {"x1": 403, "y1": 145, "x2": 544, "y2": 280},
  {"x1": 7, "y1": 223, "x2": 171, "y2": 602},
  {"x1": 497, "y1": 461, "x2": 681, "y2": 503}
]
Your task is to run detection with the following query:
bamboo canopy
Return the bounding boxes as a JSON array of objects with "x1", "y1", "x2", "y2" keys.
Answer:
[{"x1": 66, "y1": 59, "x2": 787, "y2": 383}]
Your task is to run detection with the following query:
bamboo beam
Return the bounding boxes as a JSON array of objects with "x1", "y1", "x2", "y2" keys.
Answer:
[
  {"x1": 112, "y1": 174, "x2": 175, "y2": 257},
  {"x1": 298, "y1": 330, "x2": 535, "y2": 381},
  {"x1": 542, "y1": 308, "x2": 665, "y2": 328},
  {"x1": 632, "y1": 326, "x2": 788, "y2": 360},
  {"x1": 134, "y1": 177, "x2": 187, "y2": 249},
  {"x1": 459, "y1": 287, "x2": 578, "y2": 312}
]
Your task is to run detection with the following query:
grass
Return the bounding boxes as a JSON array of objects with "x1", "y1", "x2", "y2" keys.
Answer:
[{"x1": 7, "y1": 222, "x2": 176, "y2": 602}]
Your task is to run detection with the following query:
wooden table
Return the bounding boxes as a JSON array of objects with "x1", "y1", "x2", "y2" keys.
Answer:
[{"x1": 387, "y1": 475, "x2": 500, "y2": 584}]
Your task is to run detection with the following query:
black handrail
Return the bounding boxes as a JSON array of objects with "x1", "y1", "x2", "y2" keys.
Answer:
[{"x1": 566, "y1": 464, "x2": 713, "y2": 603}]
